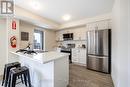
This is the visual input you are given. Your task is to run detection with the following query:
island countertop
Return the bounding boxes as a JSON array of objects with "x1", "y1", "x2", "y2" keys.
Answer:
[{"x1": 11, "y1": 51, "x2": 70, "y2": 64}]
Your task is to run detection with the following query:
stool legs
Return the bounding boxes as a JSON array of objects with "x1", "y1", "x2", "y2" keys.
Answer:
[
  {"x1": 10, "y1": 74, "x2": 17, "y2": 87},
  {"x1": 23, "y1": 74, "x2": 27, "y2": 86},
  {"x1": 1, "y1": 67, "x2": 6, "y2": 86},
  {"x1": 4, "y1": 68, "x2": 10, "y2": 87},
  {"x1": 27, "y1": 70, "x2": 31, "y2": 87},
  {"x1": 7, "y1": 66, "x2": 32, "y2": 87},
  {"x1": 8, "y1": 72, "x2": 12, "y2": 87},
  {"x1": 20, "y1": 74, "x2": 24, "y2": 84}
]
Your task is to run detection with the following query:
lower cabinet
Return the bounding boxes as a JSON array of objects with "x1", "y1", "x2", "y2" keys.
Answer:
[{"x1": 72, "y1": 48, "x2": 87, "y2": 66}]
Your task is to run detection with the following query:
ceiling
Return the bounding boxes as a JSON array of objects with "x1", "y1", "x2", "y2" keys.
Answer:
[{"x1": 15, "y1": 0, "x2": 114, "y2": 24}]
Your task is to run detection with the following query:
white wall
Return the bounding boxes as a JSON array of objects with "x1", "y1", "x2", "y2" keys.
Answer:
[
  {"x1": 128, "y1": 0, "x2": 130, "y2": 86},
  {"x1": 44, "y1": 30, "x2": 57, "y2": 51},
  {"x1": 7, "y1": 18, "x2": 20, "y2": 63},
  {"x1": 19, "y1": 21, "x2": 35, "y2": 49},
  {"x1": 0, "y1": 18, "x2": 7, "y2": 75},
  {"x1": 19, "y1": 21, "x2": 56, "y2": 51},
  {"x1": 112, "y1": 0, "x2": 129, "y2": 87}
]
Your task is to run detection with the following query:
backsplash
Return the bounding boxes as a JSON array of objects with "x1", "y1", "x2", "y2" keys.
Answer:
[{"x1": 57, "y1": 40, "x2": 86, "y2": 48}]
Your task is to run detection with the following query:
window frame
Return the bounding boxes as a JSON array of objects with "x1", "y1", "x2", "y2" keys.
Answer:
[{"x1": 33, "y1": 29, "x2": 44, "y2": 50}]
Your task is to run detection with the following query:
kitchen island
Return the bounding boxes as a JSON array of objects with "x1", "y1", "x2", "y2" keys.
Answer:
[{"x1": 11, "y1": 51, "x2": 69, "y2": 87}]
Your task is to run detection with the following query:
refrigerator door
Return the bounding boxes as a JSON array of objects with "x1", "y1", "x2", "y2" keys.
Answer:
[
  {"x1": 87, "y1": 55, "x2": 109, "y2": 73},
  {"x1": 87, "y1": 30, "x2": 96, "y2": 55},
  {"x1": 95, "y1": 30, "x2": 108, "y2": 56},
  {"x1": 87, "y1": 29, "x2": 111, "y2": 73}
]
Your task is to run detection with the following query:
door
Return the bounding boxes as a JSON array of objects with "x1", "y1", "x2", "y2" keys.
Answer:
[
  {"x1": 72, "y1": 48, "x2": 79, "y2": 63},
  {"x1": 95, "y1": 30, "x2": 109, "y2": 56},
  {"x1": 87, "y1": 30, "x2": 96, "y2": 55},
  {"x1": 79, "y1": 49, "x2": 87, "y2": 65},
  {"x1": 87, "y1": 55, "x2": 109, "y2": 73}
]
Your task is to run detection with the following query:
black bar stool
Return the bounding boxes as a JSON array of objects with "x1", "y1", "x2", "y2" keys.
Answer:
[
  {"x1": 8, "y1": 66, "x2": 31, "y2": 87},
  {"x1": 1, "y1": 62, "x2": 23, "y2": 87}
]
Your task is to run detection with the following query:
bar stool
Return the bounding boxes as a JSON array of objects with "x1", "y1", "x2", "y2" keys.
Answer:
[
  {"x1": 8, "y1": 66, "x2": 31, "y2": 87},
  {"x1": 1, "y1": 62, "x2": 23, "y2": 87}
]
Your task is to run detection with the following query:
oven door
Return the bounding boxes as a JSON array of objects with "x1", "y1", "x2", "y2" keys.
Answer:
[{"x1": 61, "y1": 50, "x2": 72, "y2": 63}]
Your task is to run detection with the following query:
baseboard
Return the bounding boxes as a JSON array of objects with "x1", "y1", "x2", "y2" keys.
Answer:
[
  {"x1": 111, "y1": 75, "x2": 115, "y2": 87},
  {"x1": 72, "y1": 62, "x2": 86, "y2": 67}
]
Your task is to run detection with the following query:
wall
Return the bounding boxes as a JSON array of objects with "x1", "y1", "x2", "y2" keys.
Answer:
[
  {"x1": 112, "y1": 0, "x2": 129, "y2": 87},
  {"x1": 19, "y1": 21, "x2": 35, "y2": 49},
  {"x1": 0, "y1": 18, "x2": 7, "y2": 75},
  {"x1": 44, "y1": 30, "x2": 57, "y2": 51},
  {"x1": 7, "y1": 18, "x2": 20, "y2": 63},
  {"x1": 19, "y1": 21, "x2": 56, "y2": 51}
]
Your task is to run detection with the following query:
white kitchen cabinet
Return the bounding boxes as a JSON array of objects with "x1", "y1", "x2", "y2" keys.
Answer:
[
  {"x1": 63, "y1": 29, "x2": 72, "y2": 34},
  {"x1": 73, "y1": 29, "x2": 80, "y2": 40},
  {"x1": 73, "y1": 28, "x2": 87, "y2": 40},
  {"x1": 86, "y1": 22, "x2": 97, "y2": 31},
  {"x1": 72, "y1": 48, "x2": 79, "y2": 62},
  {"x1": 72, "y1": 48, "x2": 87, "y2": 66},
  {"x1": 80, "y1": 30, "x2": 87, "y2": 40},
  {"x1": 56, "y1": 31, "x2": 63, "y2": 41},
  {"x1": 96, "y1": 20, "x2": 109, "y2": 30},
  {"x1": 56, "y1": 31, "x2": 59, "y2": 41},
  {"x1": 78, "y1": 49, "x2": 87, "y2": 65},
  {"x1": 86, "y1": 20, "x2": 112, "y2": 31}
]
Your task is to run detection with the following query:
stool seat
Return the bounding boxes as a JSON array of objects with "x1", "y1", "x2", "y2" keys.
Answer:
[
  {"x1": 5, "y1": 62, "x2": 20, "y2": 68},
  {"x1": 1, "y1": 62, "x2": 22, "y2": 87},
  {"x1": 8, "y1": 66, "x2": 31, "y2": 87}
]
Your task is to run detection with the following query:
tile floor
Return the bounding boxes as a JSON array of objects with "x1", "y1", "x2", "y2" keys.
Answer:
[{"x1": 68, "y1": 64, "x2": 114, "y2": 87}]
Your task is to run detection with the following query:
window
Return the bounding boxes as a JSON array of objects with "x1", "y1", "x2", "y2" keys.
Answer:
[{"x1": 33, "y1": 29, "x2": 44, "y2": 50}]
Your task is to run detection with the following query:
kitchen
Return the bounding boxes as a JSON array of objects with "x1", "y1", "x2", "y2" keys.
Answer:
[{"x1": 0, "y1": 0, "x2": 129, "y2": 87}]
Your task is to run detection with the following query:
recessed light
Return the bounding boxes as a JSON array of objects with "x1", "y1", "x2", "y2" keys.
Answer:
[{"x1": 62, "y1": 14, "x2": 71, "y2": 21}]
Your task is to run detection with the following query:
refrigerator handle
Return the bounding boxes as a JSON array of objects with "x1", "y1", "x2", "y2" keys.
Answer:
[{"x1": 95, "y1": 30, "x2": 97, "y2": 54}]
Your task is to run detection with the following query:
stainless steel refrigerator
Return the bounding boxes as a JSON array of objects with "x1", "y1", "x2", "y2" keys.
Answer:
[{"x1": 87, "y1": 29, "x2": 111, "y2": 73}]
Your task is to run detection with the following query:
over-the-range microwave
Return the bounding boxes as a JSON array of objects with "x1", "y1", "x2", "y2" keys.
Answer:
[{"x1": 63, "y1": 33, "x2": 73, "y2": 41}]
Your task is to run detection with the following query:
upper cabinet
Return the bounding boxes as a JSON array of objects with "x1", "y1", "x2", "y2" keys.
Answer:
[
  {"x1": 56, "y1": 19, "x2": 112, "y2": 42},
  {"x1": 56, "y1": 30, "x2": 63, "y2": 41},
  {"x1": 86, "y1": 19, "x2": 112, "y2": 31}
]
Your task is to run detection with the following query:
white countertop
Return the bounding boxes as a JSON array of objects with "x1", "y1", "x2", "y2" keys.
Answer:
[{"x1": 11, "y1": 51, "x2": 69, "y2": 64}]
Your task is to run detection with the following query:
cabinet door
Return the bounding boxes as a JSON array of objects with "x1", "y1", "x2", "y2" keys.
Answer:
[
  {"x1": 80, "y1": 29, "x2": 87, "y2": 40},
  {"x1": 73, "y1": 29, "x2": 80, "y2": 40},
  {"x1": 72, "y1": 48, "x2": 79, "y2": 63},
  {"x1": 96, "y1": 20, "x2": 109, "y2": 30},
  {"x1": 79, "y1": 49, "x2": 87, "y2": 65},
  {"x1": 87, "y1": 23, "x2": 97, "y2": 31},
  {"x1": 108, "y1": 20, "x2": 112, "y2": 29},
  {"x1": 56, "y1": 31, "x2": 60, "y2": 41},
  {"x1": 58, "y1": 31, "x2": 63, "y2": 41}
]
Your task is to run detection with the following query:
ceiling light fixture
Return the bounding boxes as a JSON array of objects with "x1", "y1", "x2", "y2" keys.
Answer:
[{"x1": 62, "y1": 14, "x2": 71, "y2": 21}]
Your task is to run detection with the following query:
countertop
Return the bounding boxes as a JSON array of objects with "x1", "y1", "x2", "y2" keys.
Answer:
[{"x1": 11, "y1": 51, "x2": 70, "y2": 64}]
